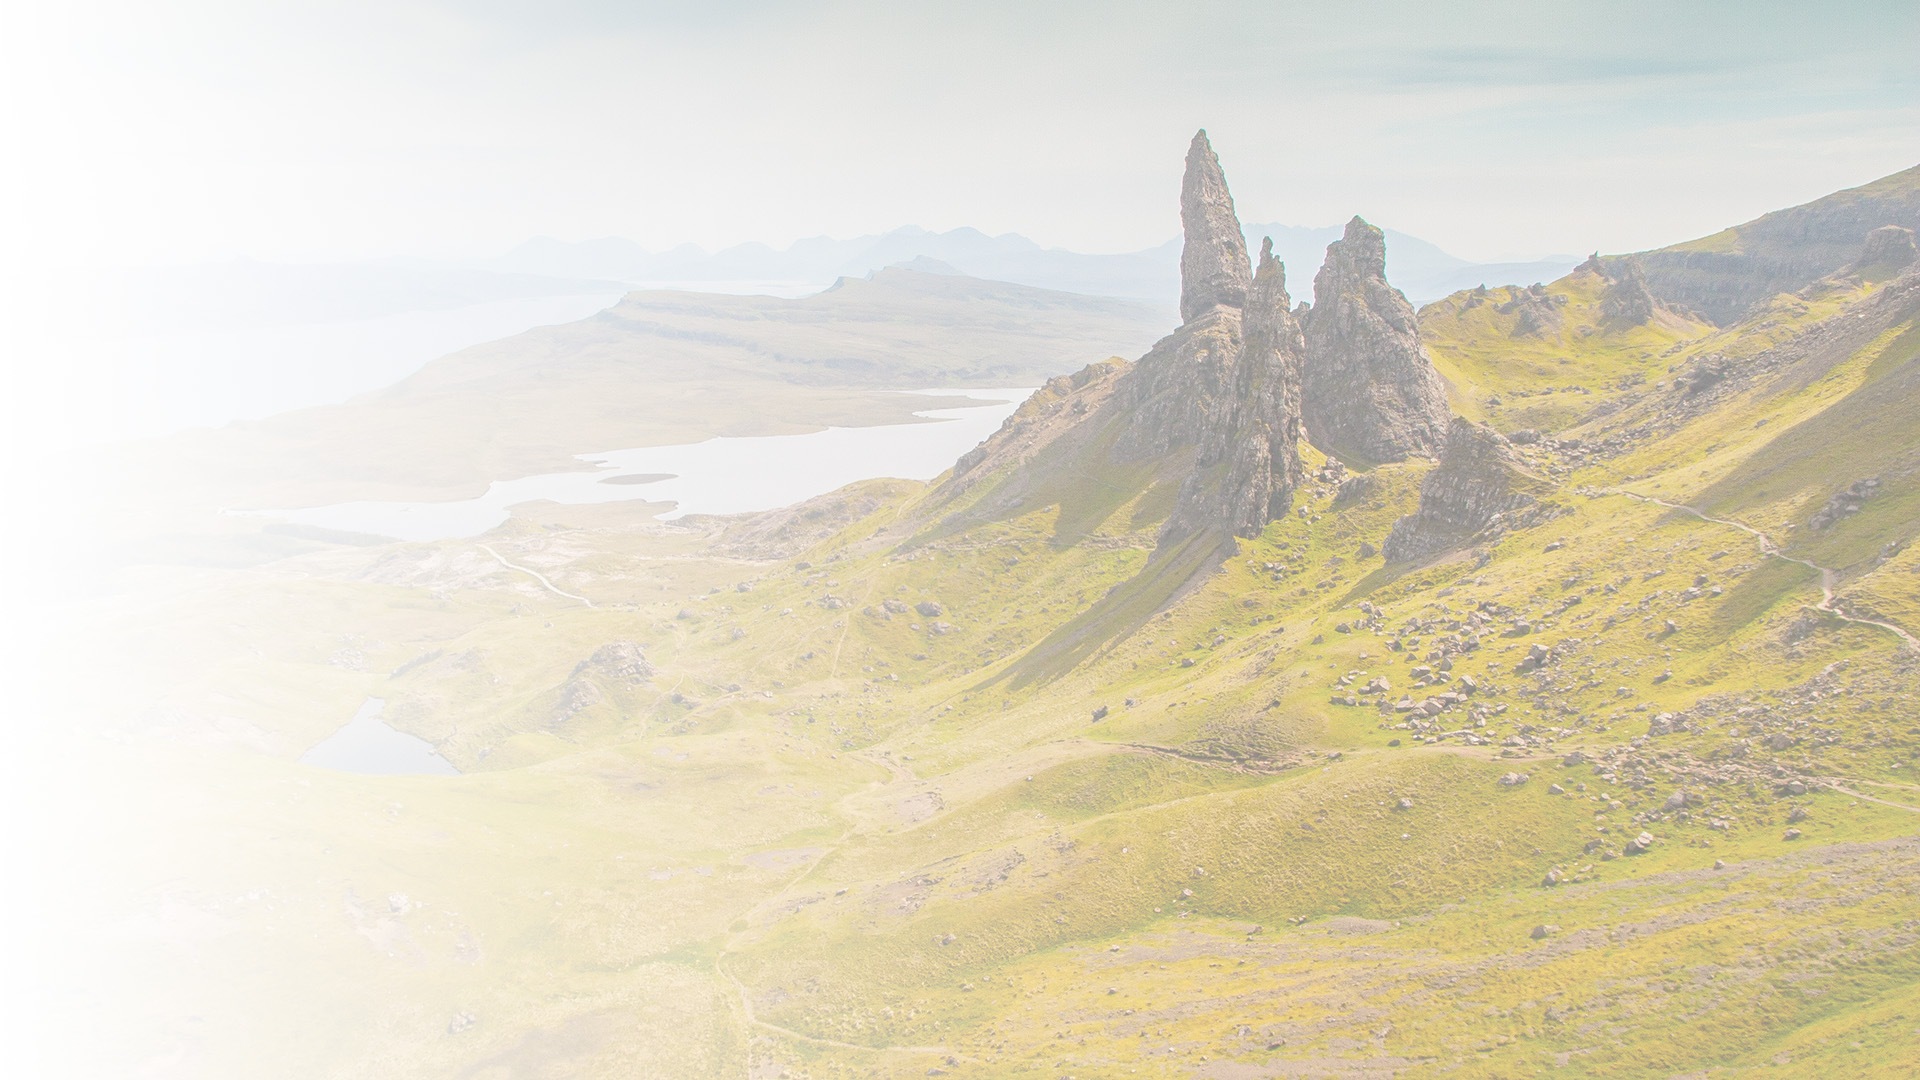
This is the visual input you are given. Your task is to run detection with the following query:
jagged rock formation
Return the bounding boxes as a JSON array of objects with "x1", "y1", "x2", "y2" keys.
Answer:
[
  {"x1": 1500, "y1": 283, "x2": 1567, "y2": 337},
  {"x1": 1179, "y1": 130, "x2": 1253, "y2": 323},
  {"x1": 1163, "y1": 238, "x2": 1305, "y2": 541},
  {"x1": 937, "y1": 131, "x2": 1304, "y2": 552},
  {"x1": 1300, "y1": 217, "x2": 1452, "y2": 464},
  {"x1": 1622, "y1": 162, "x2": 1920, "y2": 324},
  {"x1": 1600, "y1": 257, "x2": 1659, "y2": 325},
  {"x1": 1850, "y1": 225, "x2": 1917, "y2": 274},
  {"x1": 1382, "y1": 418, "x2": 1562, "y2": 562},
  {"x1": 572, "y1": 642, "x2": 655, "y2": 685}
]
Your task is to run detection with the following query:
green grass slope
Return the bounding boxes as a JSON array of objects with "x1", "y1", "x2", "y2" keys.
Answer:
[{"x1": 39, "y1": 269, "x2": 1920, "y2": 1079}]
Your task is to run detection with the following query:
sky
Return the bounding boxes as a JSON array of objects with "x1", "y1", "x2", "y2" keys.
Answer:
[{"x1": 4, "y1": 0, "x2": 1916, "y2": 266}]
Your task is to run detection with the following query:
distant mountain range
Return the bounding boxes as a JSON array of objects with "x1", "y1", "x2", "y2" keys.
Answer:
[{"x1": 485, "y1": 223, "x2": 1579, "y2": 309}]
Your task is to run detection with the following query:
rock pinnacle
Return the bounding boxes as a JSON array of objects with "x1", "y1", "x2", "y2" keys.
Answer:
[{"x1": 1179, "y1": 129, "x2": 1253, "y2": 324}]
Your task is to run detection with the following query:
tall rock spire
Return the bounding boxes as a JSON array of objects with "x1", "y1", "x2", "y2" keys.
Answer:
[
  {"x1": 1300, "y1": 216, "x2": 1451, "y2": 464},
  {"x1": 1179, "y1": 129, "x2": 1253, "y2": 324},
  {"x1": 1163, "y1": 236, "x2": 1306, "y2": 544}
]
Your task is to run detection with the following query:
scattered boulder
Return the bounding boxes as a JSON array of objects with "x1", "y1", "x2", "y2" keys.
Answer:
[
  {"x1": 1530, "y1": 924, "x2": 1559, "y2": 939},
  {"x1": 1809, "y1": 477, "x2": 1881, "y2": 530},
  {"x1": 1783, "y1": 828, "x2": 1803, "y2": 841},
  {"x1": 915, "y1": 601, "x2": 945, "y2": 617},
  {"x1": 1514, "y1": 642, "x2": 1554, "y2": 673},
  {"x1": 1624, "y1": 831, "x2": 1655, "y2": 855},
  {"x1": 1498, "y1": 771, "x2": 1530, "y2": 787}
]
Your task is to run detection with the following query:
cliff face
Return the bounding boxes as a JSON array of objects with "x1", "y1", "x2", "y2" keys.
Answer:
[
  {"x1": 1626, "y1": 163, "x2": 1920, "y2": 324},
  {"x1": 1851, "y1": 225, "x2": 1917, "y2": 274},
  {"x1": 1382, "y1": 417, "x2": 1560, "y2": 563},
  {"x1": 1300, "y1": 217, "x2": 1452, "y2": 465}
]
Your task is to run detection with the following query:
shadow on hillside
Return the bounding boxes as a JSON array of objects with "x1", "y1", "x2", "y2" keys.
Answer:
[
  {"x1": 987, "y1": 531, "x2": 1227, "y2": 690},
  {"x1": 1334, "y1": 563, "x2": 1412, "y2": 608}
]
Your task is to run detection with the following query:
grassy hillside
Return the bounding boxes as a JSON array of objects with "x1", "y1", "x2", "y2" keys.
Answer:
[
  {"x1": 34, "y1": 260, "x2": 1920, "y2": 1079},
  {"x1": 1622, "y1": 163, "x2": 1920, "y2": 324}
]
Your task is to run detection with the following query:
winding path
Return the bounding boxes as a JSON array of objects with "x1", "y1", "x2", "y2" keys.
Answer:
[
  {"x1": 1603, "y1": 489, "x2": 1919, "y2": 656},
  {"x1": 476, "y1": 543, "x2": 594, "y2": 607}
]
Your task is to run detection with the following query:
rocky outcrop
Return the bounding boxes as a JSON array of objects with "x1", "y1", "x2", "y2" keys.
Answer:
[
  {"x1": 1179, "y1": 130, "x2": 1253, "y2": 324},
  {"x1": 1163, "y1": 238, "x2": 1306, "y2": 541},
  {"x1": 1381, "y1": 418, "x2": 1561, "y2": 562},
  {"x1": 1499, "y1": 283, "x2": 1566, "y2": 337},
  {"x1": 1850, "y1": 225, "x2": 1917, "y2": 274},
  {"x1": 572, "y1": 642, "x2": 655, "y2": 685},
  {"x1": 1600, "y1": 257, "x2": 1658, "y2": 326},
  {"x1": 1300, "y1": 217, "x2": 1451, "y2": 464}
]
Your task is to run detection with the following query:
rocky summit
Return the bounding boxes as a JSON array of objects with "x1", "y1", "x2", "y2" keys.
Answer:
[
  {"x1": 962, "y1": 138, "x2": 1459, "y2": 555},
  {"x1": 946, "y1": 131, "x2": 1310, "y2": 557},
  {"x1": 1300, "y1": 216, "x2": 1453, "y2": 464},
  {"x1": 1177, "y1": 129, "x2": 1253, "y2": 323}
]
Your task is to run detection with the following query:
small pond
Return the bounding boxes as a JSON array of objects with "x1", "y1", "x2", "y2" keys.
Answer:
[{"x1": 299, "y1": 698, "x2": 459, "y2": 776}]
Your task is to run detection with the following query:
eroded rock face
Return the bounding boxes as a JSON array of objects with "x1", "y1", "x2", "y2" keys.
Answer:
[
  {"x1": 1179, "y1": 130, "x2": 1253, "y2": 324},
  {"x1": 1163, "y1": 238, "x2": 1306, "y2": 542},
  {"x1": 574, "y1": 642, "x2": 655, "y2": 685},
  {"x1": 1381, "y1": 417, "x2": 1561, "y2": 562},
  {"x1": 1853, "y1": 225, "x2": 1917, "y2": 273},
  {"x1": 1600, "y1": 257, "x2": 1658, "y2": 326},
  {"x1": 1301, "y1": 217, "x2": 1451, "y2": 464}
]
